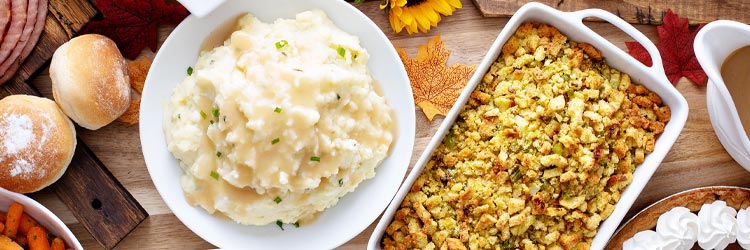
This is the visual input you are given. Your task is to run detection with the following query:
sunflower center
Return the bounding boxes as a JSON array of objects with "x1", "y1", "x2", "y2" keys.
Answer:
[{"x1": 405, "y1": 0, "x2": 428, "y2": 7}]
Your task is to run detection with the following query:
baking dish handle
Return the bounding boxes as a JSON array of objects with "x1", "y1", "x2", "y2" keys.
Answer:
[{"x1": 571, "y1": 9, "x2": 667, "y2": 79}]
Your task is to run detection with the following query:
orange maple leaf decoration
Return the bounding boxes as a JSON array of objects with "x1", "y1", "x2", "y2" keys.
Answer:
[
  {"x1": 118, "y1": 55, "x2": 152, "y2": 125},
  {"x1": 396, "y1": 35, "x2": 476, "y2": 121}
]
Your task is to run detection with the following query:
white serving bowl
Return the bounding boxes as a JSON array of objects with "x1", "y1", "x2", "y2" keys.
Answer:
[
  {"x1": 368, "y1": 2, "x2": 688, "y2": 249},
  {"x1": 694, "y1": 20, "x2": 750, "y2": 172},
  {"x1": 0, "y1": 187, "x2": 82, "y2": 250},
  {"x1": 139, "y1": 0, "x2": 415, "y2": 249},
  {"x1": 175, "y1": 0, "x2": 225, "y2": 18}
]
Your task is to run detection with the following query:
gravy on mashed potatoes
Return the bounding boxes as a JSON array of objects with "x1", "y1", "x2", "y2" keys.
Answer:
[{"x1": 163, "y1": 10, "x2": 395, "y2": 225}]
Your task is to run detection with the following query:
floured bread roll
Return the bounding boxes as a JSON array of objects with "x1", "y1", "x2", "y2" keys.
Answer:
[
  {"x1": 0, "y1": 95, "x2": 76, "y2": 193},
  {"x1": 50, "y1": 34, "x2": 131, "y2": 130}
]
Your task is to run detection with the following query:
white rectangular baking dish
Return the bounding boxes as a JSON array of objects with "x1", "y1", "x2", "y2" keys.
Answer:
[{"x1": 368, "y1": 2, "x2": 688, "y2": 249}]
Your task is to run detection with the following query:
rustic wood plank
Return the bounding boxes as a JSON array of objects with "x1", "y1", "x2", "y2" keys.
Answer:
[
  {"x1": 53, "y1": 144, "x2": 148, "y2": 250},
  {"x1": 21, "y1": 0, "x2": 750, "y2": 249},
  {"x1": 0, "y1": 79, "x2": 148, "y2": 250},
  {"x1": 471, "y1": 0, "x2": 750, "y2": 25},
  {"x1": 0, "y1": 0, "x2": 148, "y2": 249}
]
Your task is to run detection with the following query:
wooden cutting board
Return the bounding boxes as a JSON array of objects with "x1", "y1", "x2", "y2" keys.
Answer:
[
  {"x1": 0, "y1": 0, "x2": 148, "y2": 249},
  {"x1": 471, "y1": 0, "x2": 750, "y2": 25}
]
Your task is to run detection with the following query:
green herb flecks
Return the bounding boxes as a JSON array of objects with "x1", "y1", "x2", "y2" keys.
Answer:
[
  {"x1": 212, "y1": 107, "x2": 219, "y2": 118},
  {"x1": 552, "y1": 143, "x2": 563, "y2": 155},
  {"x1": 336, "y1": 46, "x2": 346, "y2": 58},
  {"x1": 276, "y1": 40, "x2": 288, "y2": 50},
  {"x1": 310, "y1": 156, "x2": 320, "y2": 162},
  {"x1": 187, "y1": 66, "x2": 193, "y2": 76},
  {"x1": 210, "y1": 171, "x2": 220, "y2": 180},
  {"x1": 336, "y1": 94, "x2": 341, "y2": 100},
  {"x1": 200, "y1": 110, "x2": 207, "y2": 119},
  {"x1": 276, "y1": 220, "x2": 284, "y2": 230},
  {"x1": 274, "y1": 196, "x2": 282, "y2": 204},
  {"x1": 274, "y1": 107, "x2": 283, "y2": 113},
  {"x1": 272, "y1": 138, "x2": 280, "y2": 145},
  {"x1": 338, "y1": 179, "x2": 343, "y2": 187},
  {"x1": 294, "y1": 221, "x2": 300, "y2": 228}
]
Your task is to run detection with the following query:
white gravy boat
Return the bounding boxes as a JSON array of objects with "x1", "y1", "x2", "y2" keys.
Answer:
[{"x1": 695, "y1": 20, "x2": 750, "y2": 172}]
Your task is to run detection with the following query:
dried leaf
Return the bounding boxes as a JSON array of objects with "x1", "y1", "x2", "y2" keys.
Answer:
[
  {"x1": 396, "y1": 35, "x2": 476, "y2": 121},
  {"x1": 118, "y1": 55, "x2": 152, "y2": 125},
  {"x1": 128, "y1": 55, "x2": 152, "y2": 94},
  {"x1": 81, "y1": 0, "x2": 189, "y2": 60},
  {"x1": 626, "y1": 9, "x2": 706, "y2": 86},
  {"x1": 118, "y1": 99, "x2": 140, "y2": 125}
]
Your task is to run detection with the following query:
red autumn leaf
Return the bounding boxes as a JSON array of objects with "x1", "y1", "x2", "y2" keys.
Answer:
[
  {"x1": 82, "y1": 0, "x2": 189, "y2": 60},
  {"x1": 625, "y1": 9, "x2": 706, "y2": 86}
]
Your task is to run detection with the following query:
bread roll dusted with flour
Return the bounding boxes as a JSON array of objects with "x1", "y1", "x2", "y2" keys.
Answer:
[
  {"x1": 0, "y1": 95, "x2": 76, "y2": 193},
  {"x1": 50, "y1": 34, "x2": 131, "y2": 130}
]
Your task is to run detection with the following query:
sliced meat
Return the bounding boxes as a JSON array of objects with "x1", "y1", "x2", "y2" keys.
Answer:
[
  {"x1": 0, "y1": 0, "x2": 36, "y2": 69},
  {"x1": 0, "y1": 0, "x2": 45, "y2": 83},
  {"x1": 0, "y1": 0, "x2": 11, "y2": 44},
  {"x1": 0, "y1": 0, "x2": 26, "y2": 66}
]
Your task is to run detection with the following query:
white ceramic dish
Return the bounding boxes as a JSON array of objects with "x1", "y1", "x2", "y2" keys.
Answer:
[
  {"x1": 175, "y1": 0, "x2": 225, "y2": 18},
  {"x1": 0, "y1": 187, "x2": 82, "y2": 250},
  {"x1": 139, "y1": 0, "x2": 415, "y2": 249},
  {"x1": 694, "y1": 20, "x2": 750, "y2": 172},
  {"x1": 368, "y1": 2, "x2": 688, "y2": 249}
]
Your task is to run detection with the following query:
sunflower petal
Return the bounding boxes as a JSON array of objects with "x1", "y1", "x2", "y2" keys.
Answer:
[
  {"x1": 446, "y1": 0, "x2": 462, "y2": 9},
  {"x1": 433, "y1": 0, "x2": 454, "y2": 16},
  {"x1": 414, "y1": 7, "x2": 431, "y2": 32}
]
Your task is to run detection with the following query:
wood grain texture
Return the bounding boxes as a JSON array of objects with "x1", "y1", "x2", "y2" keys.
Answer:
[
  {"x1": 20, "y1": 0, "x2": 750, "y2": 249},
  {"x1": 53, "y1": 144, "x2": 148, "y2": 250},
  {"x1": 0, "y1": 0, "x2": 148, "y2": 249},
  {"x1": 471, "y1": 0, "x2": 750, "y2": 25}
]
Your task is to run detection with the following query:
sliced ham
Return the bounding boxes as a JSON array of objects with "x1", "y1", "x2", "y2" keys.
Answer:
[
  {"x1": 0, "y1": 0, "x2": 10, "y2": 44},
  {"x1": 0, "y1": 0, "x2": 45, "y2": 83},
  {"x1": 0, "y1": 0, "x2": 36, "y2": 70},
  {"x1": 0, "y1": 0, "x2": 26, "y2": 65}
]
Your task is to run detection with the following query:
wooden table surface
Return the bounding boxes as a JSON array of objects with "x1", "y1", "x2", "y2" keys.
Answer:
[{"x1": 23, "y1": 0, "x2": 750, "y2": 249}]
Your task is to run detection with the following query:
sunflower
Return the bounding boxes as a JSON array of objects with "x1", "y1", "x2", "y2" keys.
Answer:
[{"x1": 380, "y1": 0, "x2": 462, "y2": 34}]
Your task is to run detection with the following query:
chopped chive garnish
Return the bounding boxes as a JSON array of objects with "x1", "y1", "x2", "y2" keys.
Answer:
[
  {"x1": 336, "y1": 46, "x2": 346, "y2": 58},
  {"x1": 216, "y1": 151, "x2": 222, "y2": 158},
  {"x1": 275, "y1": 40, "x2": 288, "y2": 50},
  {"x1": 274, "y1": 196, "x2": 282, "y2": 204},
  {"x1": 212, "y1": 107, "x2": 219, "y2": 117},
  {"x1": 276, "y1": 220, "x2": 284, "y2": 230},
  {"x1": 294, "y1": 221, "x2": 300, "y2": 228},
  {"x1": 310, "y1": 156, "x2": 320, "y2": 162},
  {"x1": 274, "y1": 107, "x2": 282, "y2": 113},
  {"x1": 338, "y1": 179, "x2": 343, "y2": 187},
  {"x1": 272, "y1": 138, "x2": 280, "y2": 144},
  {"x1": 210, "y1": 171, "x2": 219, "y2": 180},
  {"x1": 210, "y1": 120, "x2": 214, "y2": 125},
  {"x1": 336, "y1": 94, "x2": 341, "y2": 100},
  {"x1": 187, "y1": 66, "x2": 193, "y2": 75},
  {"x1": 200, "y1": 110, "x2": 207, "y2": 119}
]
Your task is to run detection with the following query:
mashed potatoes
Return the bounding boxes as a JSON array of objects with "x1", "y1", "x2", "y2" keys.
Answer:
[{"x1": 163, "y1": 10, "x2": 395, "y2": 225}]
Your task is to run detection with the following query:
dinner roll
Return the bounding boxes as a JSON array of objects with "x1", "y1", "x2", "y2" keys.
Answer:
[
  {"x1": 0, "y1": 95, "x2": 76, "y2": 193},
  {"x1": 50, "y1": 34, "x2": 131, "y2": 130}
]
